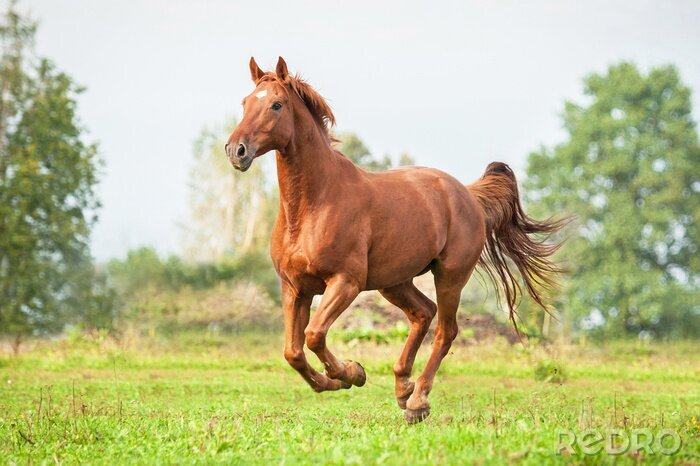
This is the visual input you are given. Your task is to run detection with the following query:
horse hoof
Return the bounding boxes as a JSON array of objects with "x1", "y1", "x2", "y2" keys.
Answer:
[
  {"x1": 404, "y1": 407, "x2": 430, "y2": 424},
  {"x1": 319, "y1": 377, "x2": 351, "y2": 392},
  {"x1": 397, "y1": 397, "x2": 408, "y2": 410},
  {"x1": 338, "y1": 379, "x2": 353, "y2": 390},
  {"x1": 396, "y1": 382, "x2": 415, "y2": 409},
  {"x1": 349, "y1": 360, "x2": 366, "y2": 387}
]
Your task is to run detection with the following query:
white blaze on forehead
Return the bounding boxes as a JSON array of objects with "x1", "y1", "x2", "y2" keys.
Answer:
[{"x1": 255, "y1": 90, "x2": 268, "y2": 99}]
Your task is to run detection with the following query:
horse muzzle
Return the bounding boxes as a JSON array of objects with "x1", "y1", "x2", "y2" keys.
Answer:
[
  {"x1": 229, "y1": 155, "x2": 253, "y2": 172},
  {"x1": 225, "y1": 142, "x2": 254, "y2": 172}
]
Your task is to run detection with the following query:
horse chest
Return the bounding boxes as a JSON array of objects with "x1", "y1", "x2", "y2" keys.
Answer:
[
  {"x1": 272, "y1": 246, "x2": 326, "y2": 294},
  {"x1": 278, "y1": 239, "x2": 332, "y2": 273},
  {"x1": 272, "y1": 229, "x2": 354, "y2": 291}
]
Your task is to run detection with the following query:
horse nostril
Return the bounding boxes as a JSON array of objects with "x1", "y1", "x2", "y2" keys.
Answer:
[
  {"x1": 237, "y1": 144, "x2": 246, "y2": 157},
  {"x1": 224, "y1": 143, "x2": 230, "y2": 153}
]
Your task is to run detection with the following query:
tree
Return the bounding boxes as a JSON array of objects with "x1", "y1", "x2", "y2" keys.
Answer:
[
  {"x1": 525, "y1": 63, "x2": 700, "y2": 339},
  {"x1": 0, "y1": 3, "x2": 107, "y2": 345},
  {"x1": 181, "y1": 119, "x2": 275, "y2": 262},
  {"x1": 107, "y1": 247, "x2": 166, "y2": 296},
  {"x1": 335, "y1": 132, "x2": 392, "y2": 171},
  {"x1": 398, "y1": 152, "x2": 416, "y2": 166}
]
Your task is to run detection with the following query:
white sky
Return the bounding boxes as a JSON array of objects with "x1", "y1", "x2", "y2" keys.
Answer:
[{"x1": 19, "y1": 0, "x2": 700, "y2": 260}]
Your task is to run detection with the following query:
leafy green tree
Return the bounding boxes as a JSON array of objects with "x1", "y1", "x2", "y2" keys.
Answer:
[
  {"x1": 174, "y1": 119, "x2": 281, "y2": 301},
  {"x1": 398, "y1": 152, "x2": 416, "y2": 166},
  {"x1": 335, "y1": 132, "x2": 392, "y2": 171},
  {"x1": 107, "y1": 247, "x2": 166, "y2": 296},
  {"x1": 182, "y1": 119, "x2": 274, "y2": 262},
  {"x1": 525, "y1": 63, "x2": 700, "y2": 339},
  {"x1": 0, "y1": 3, "x2": 107, "y2": 345}
]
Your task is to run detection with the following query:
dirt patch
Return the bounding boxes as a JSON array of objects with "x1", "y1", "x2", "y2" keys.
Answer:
[{"x1": 335, "y1": 290, "x2": 523, "y2": 345}]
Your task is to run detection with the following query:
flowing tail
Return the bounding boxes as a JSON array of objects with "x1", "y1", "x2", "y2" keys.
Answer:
[{"x1": 467, "y1": 162, "x2": 567, "y2": 335}]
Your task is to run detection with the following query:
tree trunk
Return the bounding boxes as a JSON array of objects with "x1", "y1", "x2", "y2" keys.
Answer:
[
  {"x1": 0, "y1": 77, "x2": 10, "y2": 178},
  {"x1": 240, "y1": 187, "x2": 260, "y2": 254},
  {"x1": 11, "y1": 333, "x2": 21, "y2": 356},
  {"x1": 542, "y1": 310, "x2": 551, "y2": 338}
]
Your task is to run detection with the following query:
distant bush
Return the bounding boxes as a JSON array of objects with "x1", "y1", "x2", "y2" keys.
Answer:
[
  {"x1": 534, "y1": 359, "x2": 567, "y2": 383},
  {"x1": 120, "y1": 282, "x2": 280, "y2": 333},
  {"x1": 107, "y1": 248, "x2": 280, "y2": 303},
  {"x1": 336, "y1": 322, "x2": 410, "y2": 345}
]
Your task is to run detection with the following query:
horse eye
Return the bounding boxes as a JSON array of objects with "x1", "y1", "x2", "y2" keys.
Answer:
[{"x1": 271, "y1": 102, "x2": 282, "y2": 111}]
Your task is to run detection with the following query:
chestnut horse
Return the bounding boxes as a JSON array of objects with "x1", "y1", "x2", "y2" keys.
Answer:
[{"x1": 226, "y1": 57, "x2": 564, "y2": 423}]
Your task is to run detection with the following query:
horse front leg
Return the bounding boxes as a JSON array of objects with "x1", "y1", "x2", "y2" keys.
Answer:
[
  {"x1": 281, "y1": 283, "x2": 348, "y2": 392},
  {"x1": 304, "y1": 275, "x2": 366, "y2": 388}
]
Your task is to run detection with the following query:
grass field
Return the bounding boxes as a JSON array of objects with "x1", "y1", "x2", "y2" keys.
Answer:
[{"x1": 0, "y1": 332, "x2": 698, "y2": 465}]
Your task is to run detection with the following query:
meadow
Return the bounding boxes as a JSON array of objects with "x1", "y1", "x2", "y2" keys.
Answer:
[{"x1": 0, "y1": 332, "x2": 698, "y2": 465}]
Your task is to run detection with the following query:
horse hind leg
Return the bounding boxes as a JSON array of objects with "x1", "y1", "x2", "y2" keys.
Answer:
[
  {"x1": 404, "y1": 260, "x2": 476, "y2": 424},
  {"x1": 379, "y1": 281, "x2": 437, "y2": 409}
]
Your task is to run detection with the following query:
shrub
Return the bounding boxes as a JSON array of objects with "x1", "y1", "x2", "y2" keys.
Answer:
[
  {"x1": 120, "y1": 282, "x2": 280, "y2": 333},
  {"x1": 534, "y1": 359, "x2": 567, "y2": 383}
]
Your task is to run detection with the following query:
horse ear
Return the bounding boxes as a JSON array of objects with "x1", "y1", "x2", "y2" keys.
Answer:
[
  {"x1": 249, "y1": 57, "x2": 265, "y2": 83},
  {"x1": 276, "y1": 56, "x2": 289, "y2": 81}
]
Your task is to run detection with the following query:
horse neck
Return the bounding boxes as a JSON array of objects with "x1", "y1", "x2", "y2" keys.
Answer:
[{"x1": 275, "y1": 112, "x2": 343, "y2": 232}]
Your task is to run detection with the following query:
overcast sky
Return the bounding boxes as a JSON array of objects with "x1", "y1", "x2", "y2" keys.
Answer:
[{"x1": 20, "y1": 0, "x2": 700, "y2": 260}]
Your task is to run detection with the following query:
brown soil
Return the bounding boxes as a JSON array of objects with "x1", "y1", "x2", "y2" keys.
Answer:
[{"x1": 336, "y1": 290, "x2": 524, "y2": 345}]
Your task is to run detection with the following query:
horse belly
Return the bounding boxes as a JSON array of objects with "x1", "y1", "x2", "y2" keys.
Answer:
[{"x1": 364, "y1": 216, "x2": 445, "y2": 290}]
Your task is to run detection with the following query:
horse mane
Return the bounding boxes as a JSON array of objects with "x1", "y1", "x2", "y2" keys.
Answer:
[{"x1": 258, "y1": 73, "x2": 337, "y2": 142}]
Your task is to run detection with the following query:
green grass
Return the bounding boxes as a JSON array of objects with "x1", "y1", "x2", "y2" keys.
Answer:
[{"x1": 0, "y1": 333, "x2": 698, "y2": 465}]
